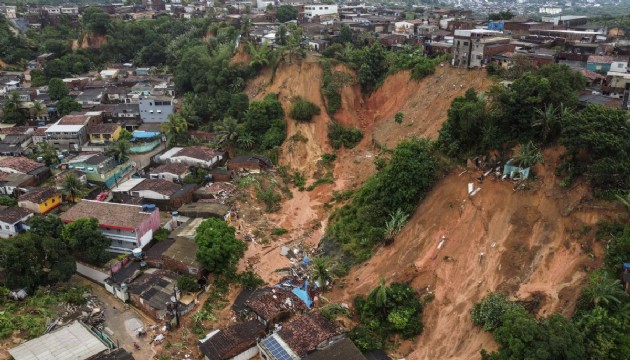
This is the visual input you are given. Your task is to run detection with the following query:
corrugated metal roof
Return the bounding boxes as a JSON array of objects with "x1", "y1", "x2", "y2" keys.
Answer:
[{"x1": 9, "y1": 321, "x2": 108, "y2": 360}]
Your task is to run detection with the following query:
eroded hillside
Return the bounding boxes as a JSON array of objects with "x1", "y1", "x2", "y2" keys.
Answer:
[
  {"x1": 238, "y1": 60, "x2": 621, "y2": 360},
  {"x1": 327, "y1": 148, "x2": 621, "y2": 359}
]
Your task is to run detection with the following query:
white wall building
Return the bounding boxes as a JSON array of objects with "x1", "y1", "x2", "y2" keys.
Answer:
[{"x1": 304, "y1": 4, "x2": 338, "y2": 20}]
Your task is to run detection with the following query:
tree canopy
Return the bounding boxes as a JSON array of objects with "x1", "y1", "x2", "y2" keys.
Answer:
[{"x1": 194, "y1": 218, "x2": 246, "y2": 276}]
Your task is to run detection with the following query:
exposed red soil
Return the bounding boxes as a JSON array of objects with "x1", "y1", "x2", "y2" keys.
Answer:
[
  {"x1": 327, "y1": 148, "x2": 623, "y2": 359},
  {"x1": 232, "y1": 57, "x2": 624, "y2": 360}
]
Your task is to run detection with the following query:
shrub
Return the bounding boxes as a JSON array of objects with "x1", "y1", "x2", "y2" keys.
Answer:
[
  {"x1": 395, "y1": 112, "x2": 404, "y2": 124},
  {"x1": 0, "y1": 196, "x2": 16, "y2": 206},
  {"x1": 471, "y1": 292, "x2": 518, "y2": 331},
  {"x1": 328, "y1": 121, "x2": 363, "y2": 149},
  {"x1": 289, "y1": 97, "x2": 321, "y2": 121},
  {"x1": 154, "y1": 228, "x2": 171, "y2": 241},
  {"x1": 238, "y1": 270, "x2": 265, "y2": 290},
  {"x1": 257, "y1": 187, "x2": 282, "y2": 212},
  {"x1": 178, "y1": 275, "x2": 199, "y2": 292},
  {"x1": 321, "y1": 153, "x2": 336, "y2": 166},
  {"x1": 271, "y1": 228, "x2": 288, "y2": 236}
]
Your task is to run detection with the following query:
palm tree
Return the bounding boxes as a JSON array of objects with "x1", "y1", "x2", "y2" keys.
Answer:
[
  {"x1": 37, "y1": 142, "x2": 58, "y2": 165},
  {"x1": 248, "y1": 43, "x2": 272, "y2": 69},
  {"x1": 240, "y1": 16, "x2": 252, "y2": 39},
  {"x1": 533, "y1": 103, "x2": 557, "y2": 144},
  {"x1": 582, "y1": 271, "x2": 628, "y2": 309},
  {"x1": 161, "y1": 113, "x2": 188, "y2": 135},
  {"x1": 214, "y1": 117, "x2": 242, "y2": 151},
  {"x1": 106, "y1": 139, "x2": 131, "y2": 164},
  {"x1": 311, "y1": 257, "x2": 332, "y2": 289},
  {"x1": 616, "y1": 192, "x2": 630, "y2": 212},
  {"x1": 384, "y1": 208, "x2": 409, "y2": 244},
  {"x1": 237, "y1": 133, "x2": 255, "y2": 149},
  {"x1": 31, "y1": 100, "x2": 46, "y2": 121},
  {"x1": 369, "y1": 278, "x2": 390, "y2": 316},
  {"x1": 61, "y1": 173, "x2": 85, "y2": 202},
  {"x1": 277, "y1": 25, "x2": 288, "y2": 46},
  {"x1": 513, "y1": 141, "x2": 544, "y2": 168}
]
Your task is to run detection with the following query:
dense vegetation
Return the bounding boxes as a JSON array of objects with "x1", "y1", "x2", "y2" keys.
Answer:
[
  {"x1": 194, "y1": 218, "x2": 246, "y2": 277},
  {"x1": 438, "y1": 64, "x2": 585, "y2": 157},
  {"x1": 349, "y1": 280, "x2": 427, "y2": 352},
  {"x1": 0, "y1": 216, "x2": 112, "y2": 289},
  {"x1": 323, "y1": 138, "x2": 437, "y2": 266},
  {"x1": 289, "y1": 97, "x2": 320, "y2": 121}
]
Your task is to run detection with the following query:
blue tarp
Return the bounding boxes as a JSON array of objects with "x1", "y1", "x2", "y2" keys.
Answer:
[
  {"x1": 132, "y1": 131, "x2": 161, "y2": 139},
  {"x1": 301, "y1": 256, "x2": 311, "y2": 267},
  {"x1": 624, "y1": 263, "x2": 630, "y2": 270}
]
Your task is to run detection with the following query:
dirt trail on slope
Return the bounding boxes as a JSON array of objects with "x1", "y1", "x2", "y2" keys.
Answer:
[{"x1": 328, "y1": 148, "x2": 623, "y2": 359}]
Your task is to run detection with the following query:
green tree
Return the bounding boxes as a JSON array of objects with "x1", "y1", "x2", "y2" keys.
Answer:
[
  {"x1": 161, "y1": 113, "x2": 189, "y2": 135},
  {"x1": 48, "y1": 78, "x2": 69, "y2": 101},
  {"x1": 471, "y1": 292, "x2": 519, "y2": 331},
  {"x1": 61, "y1": 173, "x2": 85, "y2": 202},
  {"x1": 31, "y1": 100, "x2": 46, "y2": 121},
  {"x1": 581, "y1": 270, "x2": 628, "y2": 310},
  {"x1": 37, "y1": 142, "x2": 58, "y2": 165},
  {"x1": 82, "y1": 8, "x2": 111, "y2": 35},
  {"x1": 56, "y1": 96, "x2": 82, "y2": 116},
  {"x1": 62, "y1": 218, "x2": 111, "y2": 266},
  {"x1": 369, "y1": 278, "x2": 391, "y2": 314},
  {"x1": 513, "y1": 141, "x2": 544, "y2": 168},
  {"x1": 277, "y1": 5, "x2": 298, "y2": 23},
  {"x1": 194, "y1": 218, "x2": 246, "y2": 276},
  {"x1": 106, "y1": 139, "x2": 131, "y2": 164},
  {"x1": 311, "y1": 257, "x2": 332, "y2": 289},
  {"x1": 248, "y1": 43, "x2": 273, "y2": 69},
  {"x1": 533, "y1": 103, "x2": 565, "y2": 144},
  {"x1": 561, "y1": 104, "x2": 630, "y2": 190},
  {"x1": 289, "y1": 97, "x2": 320, "y2": 121},
  {"x1": 214, "y1": 116, "x2": 243, "y2": 150},
  {"x1": 177, "y1": 275, "x2": 198, "y2": 292}
]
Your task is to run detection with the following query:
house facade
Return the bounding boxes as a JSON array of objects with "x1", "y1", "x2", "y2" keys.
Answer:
[
  {"x1": 89, "y1": 123, "x2": 122, "y2": 144},
  {"x1": 44, "y1": 113, "x2": 100, "y2": 150},
  {"x1": 61, "y1": 200, "x2": 161, "y2": 253},
  {"x1": 139, "y1": 96, "x2": 174, "y2": 123},
  {"x1": 156, "y1": 146, "x2": 225, "y2": 169},
  {"x1": 17, "y1": 187, "x2": 61, "y2": 214},
  {"x1": 0, "y1": 207, "x2": 33, "y2": 239}
]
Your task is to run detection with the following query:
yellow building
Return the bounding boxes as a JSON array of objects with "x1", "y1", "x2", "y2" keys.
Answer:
[
  {"x1": 18, "y1": 187, "x2": 62, "y2": 214},
  {"x1": 89, "y1": 123, "x2": 122, "y2": 144}
]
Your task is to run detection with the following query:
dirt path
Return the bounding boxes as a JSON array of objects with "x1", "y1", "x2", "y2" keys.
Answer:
[{"x1": 74, "y1": 277, "x2": 156, "y2": 359}]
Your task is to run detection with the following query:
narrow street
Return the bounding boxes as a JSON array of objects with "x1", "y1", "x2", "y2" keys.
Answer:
[{"x1": 73, "y1": 276, "x2": 156, "y2": 359}]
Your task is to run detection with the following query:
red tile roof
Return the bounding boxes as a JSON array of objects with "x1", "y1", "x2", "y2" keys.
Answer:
[
  {"x1": 131, "y1": 179, "x2": 181, "y2": 196},
  {"x1": 61, "y1": 200, "x2": 153, "y2": 230},
  {"x1": 278, "y1": 313, "x2": 339, "y2": 357},
  {"x1": 0, "y1": 157, "x2": 45, "y2": 174},
  {"x1": 175, "y1": 146, "x2": 222, "y2": 160},
  {"x1": 18, "y1": 187, "x2": 59, "y2": 204},
  {"x1": 151, "y1": 163, "x2": 190, "y2": 176},
  {"x1": 245, "y1": 287, "x2": 308, "y2": 323},
  {"x1": 59, "y1": 115, "x2": 90, "y2": 125},
  {"x1": 0, "y1": 207, "x2": 32, "y2": 224},
  {"x1": 198, "y1": 320, "x2": 266, "y2": 360}
]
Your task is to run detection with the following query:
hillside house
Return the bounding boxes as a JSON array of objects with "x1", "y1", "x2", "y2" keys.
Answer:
[
  {"x1": 17, "y1": 187, "x2": 61, "y2": 214},
  {"x1": 0, "y1": 156, "x2": 51, "y2": 185},
  {"x1": 61, "y1": 200, "x2": 161, "y2": 253},
  {"x1": 243, "y1": 287, "x2": 308, "y2": 328},
  {"x1": 587, "y1": 55, "x2": 615, "y2": 74},
  {"x1": 149, "y1": 163, "x2": 190, "y2": 182},
  {"x1": 0, "y1": 207, "x2": 33, "y2": 238},
  {"x1": 44, "y1": 113, "x2": 102, "y2": 150},
  {"x1": 199, "y1": 320, "x2": 266, "y2": 360},
  {"x1": 227, "y1": 155, "x2": 273, "y2": 173},
  {"x1": 258, "y1": 313, "x2": 342, "y2": 359},
  {"x1": 111, "y1": 178, "x2": 196, "y2": 210},
  {"x1": 139, "y1": 96, "x2": 174, "y2": 123},
  {"x1": 89, "y1": 123, "x2": 122, "y2": 144},
  {"x1": 156, "y1": 146, "x2": 225, "y2": 169}
]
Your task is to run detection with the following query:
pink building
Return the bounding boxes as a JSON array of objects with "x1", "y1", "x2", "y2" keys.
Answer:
[{"x1": 61, "y1": 200, "x2": 161, "y2": 254}]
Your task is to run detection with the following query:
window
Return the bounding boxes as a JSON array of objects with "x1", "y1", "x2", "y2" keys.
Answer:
[
  {"x1": 51, "y1": 198, "x2": 55, "y2": 203},
  {"x1": 4, "y1": 225, "x2": 9, "y2": 230},
  {"x1": 44, "y1": 202, "x2": 48, "y2": 206},
  {"x1": 464, "y1": 41, "x2": 469, "y2": 46}
]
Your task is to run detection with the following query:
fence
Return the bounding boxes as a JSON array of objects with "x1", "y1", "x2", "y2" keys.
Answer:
[{"x1": 130, "y1": 139, "x2": 161, "y2": 154}]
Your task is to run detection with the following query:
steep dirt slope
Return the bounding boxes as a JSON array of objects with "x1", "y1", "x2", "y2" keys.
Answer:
[
  {"x1": 369, "y1": 66, "x2": 491, "y2": 149},
  {"x1": 328, "y1": 149, "x2": 623, "y2": 359}
]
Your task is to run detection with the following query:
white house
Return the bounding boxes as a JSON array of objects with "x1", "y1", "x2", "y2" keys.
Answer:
[
  {"x1": 304, "y1": 4, "x2": 338, "y2": 21},
  {"x1": 111, "y1": 178, "x2": 182, "y2": 201},
  {"x1": 0, "y1": 207, "x2": 33, "y2": 239},
  {"x1": 156, "y1": 146, "x2": 224, "y2": 169}
]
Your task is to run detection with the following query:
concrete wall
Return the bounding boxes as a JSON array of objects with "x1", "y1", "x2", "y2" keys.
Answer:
[{"x1": 76, "y1": 261, "x2": 109, "y2": 284}]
